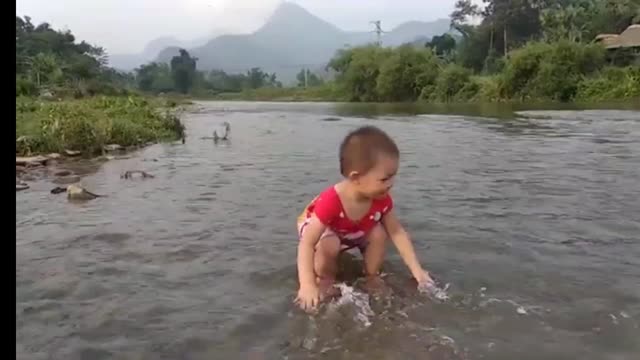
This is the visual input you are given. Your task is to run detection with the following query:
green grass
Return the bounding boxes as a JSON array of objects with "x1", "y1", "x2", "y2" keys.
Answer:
[
  {"x1": 16, "y1": 95, "x2": 185, "y2": 156},
  {"x1": 207, "y1": 84, "x2": 346, "y2": 102}
]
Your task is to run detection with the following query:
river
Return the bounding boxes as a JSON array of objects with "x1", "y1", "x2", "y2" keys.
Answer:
[{"x1": 16, "y1": 101, "x2": 640, "y2": 360}]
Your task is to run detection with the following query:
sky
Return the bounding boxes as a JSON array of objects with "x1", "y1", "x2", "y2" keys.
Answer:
[{"x1": 16, "y1": 0, "x2": 462, "y2": 54}]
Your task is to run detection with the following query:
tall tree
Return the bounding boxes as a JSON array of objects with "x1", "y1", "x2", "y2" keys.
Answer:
[{"x1": 170, "y1": 49, "x2": 197, "y2": 94}]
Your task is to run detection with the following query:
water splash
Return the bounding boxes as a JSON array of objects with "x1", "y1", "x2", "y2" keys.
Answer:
[
  {"x1": 328, "y1": 283, "x2": 375, "y2": 327},
  {"x1": 418, "y1": 282, "x2": 450, "y2": 302}
]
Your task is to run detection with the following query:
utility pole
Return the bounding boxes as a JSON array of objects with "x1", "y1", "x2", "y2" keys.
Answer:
[
  {"x1": 370, "y1": 20, "x2": 385, "y2": 46},
  {"x1": 304, "y1": 68, "x2": 308, "y2": 88}
]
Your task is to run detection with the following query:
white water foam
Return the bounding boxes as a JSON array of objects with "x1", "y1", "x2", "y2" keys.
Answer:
[
  {"x1": 327, "y1": 283, "x2": 375, "y2": 327},
  {"x1": 418, "y1": 282, "x2": 451, "y2": 301}
]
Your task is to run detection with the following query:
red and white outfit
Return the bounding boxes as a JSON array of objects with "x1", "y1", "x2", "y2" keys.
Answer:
[{"x1": 297, "y1": 185, "x2": 393, "y2": 252}]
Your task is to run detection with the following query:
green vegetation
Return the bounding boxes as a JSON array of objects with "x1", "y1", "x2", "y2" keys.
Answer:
[
  {"x1": 16, "y1": 96, "x2": 184, "y2": 156},
  {"x1": 320, "y1": 0, "x2": 640, "y2": 103},
  {"x1": 181, "y1": 0, "x2": 640, "y2": 104},
  {"x1": 16, "y1": 16, "x2": 185, "y2": 156}
]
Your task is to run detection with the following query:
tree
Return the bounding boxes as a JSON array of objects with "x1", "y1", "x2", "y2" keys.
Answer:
[
  {"x1": 450, "y1": 0, "x2": 480, "y2": 38},
  {"x1": 296, "y1": 69, "x2": 323, "y2": 87},
  {"x1": 426, "y1": 34, "x2": 457, "y2": 57},
  {"x1": 246, "y1": 68, "x2": 268, "y2": 89},
  {"x1": 16, "y1": 15, "x2": 119, "y2": 95},
  {"x1": 135, "y1": 62, "x2": 173, "y2": 93},
  {"x1": 376, "y1": 46, "x2": 441, "y2": 101},
  {"x1": 170, "y1": 49, "x2": 197, "y2": 94}
]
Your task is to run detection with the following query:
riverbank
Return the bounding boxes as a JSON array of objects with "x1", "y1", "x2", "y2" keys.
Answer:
[
  {"x1": 16, "y1": 95, "x2": 188, "y2": 157},
  {"x1": 205, "y1": 65, "x2": 640, "y2": 104}
]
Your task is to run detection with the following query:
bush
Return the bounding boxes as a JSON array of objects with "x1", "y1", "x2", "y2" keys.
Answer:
[
  {"x1": 16, "y1": 76, "x2": 38, "y2": 97},
  {"x1": 433, "y1": 65, "x2": 473, "y2": 102},
  {"x1": 15, "y1": 96, "x2": 184, "y2": 156},
  {"x1": 502, "y1": 41, "x2": 606, "y2": 101},
  {"x1": 472, "y1": 76, "x2": 504, "y2": 102},
  {"x1": 376, "y1": 46, "x2": 441, "y2": 102},
  {"x1": 576, "y1": 66, "x2": 640, "y2": 101}
]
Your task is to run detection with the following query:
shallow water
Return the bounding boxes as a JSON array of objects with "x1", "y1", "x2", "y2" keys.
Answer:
[{"x1": 16, "y1": 101, "x2": 640, "y2": 360}]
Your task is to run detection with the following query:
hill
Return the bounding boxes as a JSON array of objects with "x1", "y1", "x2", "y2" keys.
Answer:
[{"x1": 150, "y1": 2, "x2": 452, "y2": 83}]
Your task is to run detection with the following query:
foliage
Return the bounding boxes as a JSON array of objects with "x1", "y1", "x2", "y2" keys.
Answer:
[
  {"x1": 432, "y1": 65, "x2": 474, "y2": 101},
  {"x1": 213, "y1": 83, "x2": 344, "y2": 102},
  {"x1": 296, "y1": 69, "x2": 324, "y2": 87},
  {"x1": 16, "y1": 16, "x2": 132, "y2": 97},
  {"x1": 16, "y1": 96, "x2": 184, "y2": 156},
  {"x1": 170, "y1": 49, "x2": 197, "y2": 94},
  {"x1": 377, "y1": 46, "x2": 441, "y2": 102},
  {"x1": 501, "y1": 41, "x2": 606, "y2": 101},
  {"x1": 426, "y1": 34, "x2": 457, "y2": 57},
  {"x1": 576, "y1": 66, "x2": 640, "y2": 101}
]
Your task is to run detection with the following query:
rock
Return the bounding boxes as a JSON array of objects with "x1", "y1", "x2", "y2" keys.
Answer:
[
  {"x1": 105, "y1": 155, "x2": 115, "y2": 161},
  {"x1": 16, "y1": 156, "x2": 48, "y2": 166},
  {"x1": 54, "y1": 170, "x2": 73, "y2": 177},
  {"x1": 50, "y1": 187, "x2": 66, "y2": 194},
  {"x1": 16, "y1": 166, "x2": 26, "y2": 174},
  {"x1": 103, "y1": 144, "x2": 122, "y2": 152},
  {"x1": 16, "y1": 181, "x2": 29, "y2": 191},
  {"x1": 64, "y1": 150, "x2": 81, "y2": 156},
  {"x1": 121, "y1": 170, "x2": 154, "y2": 179},
  {"x1": 46, "y1": 153, "x2": 62, "y2": 160},
  {"x1": 66, "y1": 184, "x2": 102, "y2": 201},
  {"x1": 53, "y1": 175, "x2": 81, "y2": 185}
]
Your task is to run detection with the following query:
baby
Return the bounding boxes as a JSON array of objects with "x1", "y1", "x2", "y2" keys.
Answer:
[{"x1": 295, "y1": 125, "x2": 434, "y2": 312}]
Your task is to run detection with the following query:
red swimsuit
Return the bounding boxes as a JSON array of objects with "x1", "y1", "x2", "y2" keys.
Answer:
[{"x1": 297, "y1": 185, "x2": 394, "y2": 251}]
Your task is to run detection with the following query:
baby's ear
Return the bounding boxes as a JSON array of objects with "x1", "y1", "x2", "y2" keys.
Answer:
[{"x1": 347, "y1": 170, "x2": 360, "y2": 181}]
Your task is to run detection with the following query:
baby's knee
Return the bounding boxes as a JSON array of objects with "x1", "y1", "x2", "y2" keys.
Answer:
[
  {"x1": 367, "y1": 224, "x2": 388, "y2": 244},
  {"x1": 316, "y1": 235, "x2": 341, "y2": 257}
]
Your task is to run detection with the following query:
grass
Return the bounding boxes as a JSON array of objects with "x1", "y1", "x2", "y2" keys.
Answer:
[
  {"x1": 16, "y1": 95, "x2": 185, "y2": 156},
  {"x1": 207, "y1": 84, "x2": 346, "y2": 102}
]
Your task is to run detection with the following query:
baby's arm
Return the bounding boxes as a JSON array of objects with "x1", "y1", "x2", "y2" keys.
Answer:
[
  {"x1": 295, "y1": 215, "x2": 329, "y2": 311},
  {"x1": 381, "y1": 210, "x2": 433, "y2": 284},
  {"x1": 297, "y1": 216, "x2": 325, "y2": 289}
]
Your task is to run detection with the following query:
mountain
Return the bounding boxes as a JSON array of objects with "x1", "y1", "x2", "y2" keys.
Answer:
[
  {"x1": 107, "y1": 34, "x2": 218, "y2": 70},
  {"x1": 154, "y1": 2, "x2": 451, "y2": 83}
]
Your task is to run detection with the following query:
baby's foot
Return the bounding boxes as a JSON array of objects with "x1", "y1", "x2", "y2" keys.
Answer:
[
  {"x1": 364, "y1": 275, "x2": 390, "y2": 297},
  {"x1": 317, "y1": 277, "x2": 340, "y2": 300}
]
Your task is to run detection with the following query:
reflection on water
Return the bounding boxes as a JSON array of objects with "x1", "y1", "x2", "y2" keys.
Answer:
[{"x1": 16, "y1": 101, "x2": 640, "y2": 360}]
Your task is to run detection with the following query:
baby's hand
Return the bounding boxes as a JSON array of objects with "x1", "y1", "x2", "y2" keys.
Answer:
[
  {"x1": 413, "y1": 268, "x2": 435, "y2": 286},
  {"x1": 294, "y1": 284, "x2": 320, "y2": 313}
]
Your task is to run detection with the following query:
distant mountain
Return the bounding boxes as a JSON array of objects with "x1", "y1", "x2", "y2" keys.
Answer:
[
  {"x1": 151, "y1": 1, "x2": 452, "y2": 83},
  {"x1": 107, "y1": 34, "x2": 218, "y2": 71}
]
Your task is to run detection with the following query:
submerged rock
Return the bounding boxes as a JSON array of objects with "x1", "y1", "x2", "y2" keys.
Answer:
[
  {"x1": 121, "y1": 170, "x2": 154, "y2": 179},
  {"x1": 53, "y1": 175, "x2": 81, "y2": 185},
  {"x1": 103, "y1": 144, "x2": 122, "y2": 152},
  {"x1": 53, "y1": 170, "x2": 73, "y2": 177},
  {"x1": 66, "y1": 184, "x2": 102, "y2": 201},
  {"x1": 50, "y1": 186, "x2": 66, "y2": 194},
  {"x1": 16, "y1": 156, "x2": 48, "y2": 166},
  {"x1": 16, "y1": 180, "x2": 29, "y2": 191},
  {"x1": 64, "y1": 149, "x2": 81, "y2": 157}
]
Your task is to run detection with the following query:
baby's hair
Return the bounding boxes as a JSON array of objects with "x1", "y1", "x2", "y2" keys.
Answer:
[{"x1": 339, "y1": 125, "x2": 399, "y2": 177}]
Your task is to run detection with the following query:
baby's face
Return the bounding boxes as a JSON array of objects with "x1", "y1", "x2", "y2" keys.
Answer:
[{"x1": 357, "y1": 154, "x2": 399, "y2": 199}]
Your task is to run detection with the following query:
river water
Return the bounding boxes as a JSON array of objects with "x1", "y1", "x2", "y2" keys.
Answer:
[{"x1": 16, "y1": 101, "x2": 640, "y2": 360}]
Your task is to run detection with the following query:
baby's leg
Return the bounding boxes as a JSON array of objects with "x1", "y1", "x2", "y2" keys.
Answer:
[
  {"x1": 362, "y1": 224, "x2": 389, "y2": 293},
  {"x1": 314, "y1": 234, "x2": 341, "y2": 298},
  {"x1": 363, "y1": 223, "x2": 388, "y2": 276}
]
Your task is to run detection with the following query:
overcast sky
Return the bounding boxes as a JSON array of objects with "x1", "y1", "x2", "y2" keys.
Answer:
[{"x1": 16, "y1": 0, "x2": 461, "y2": 54}]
